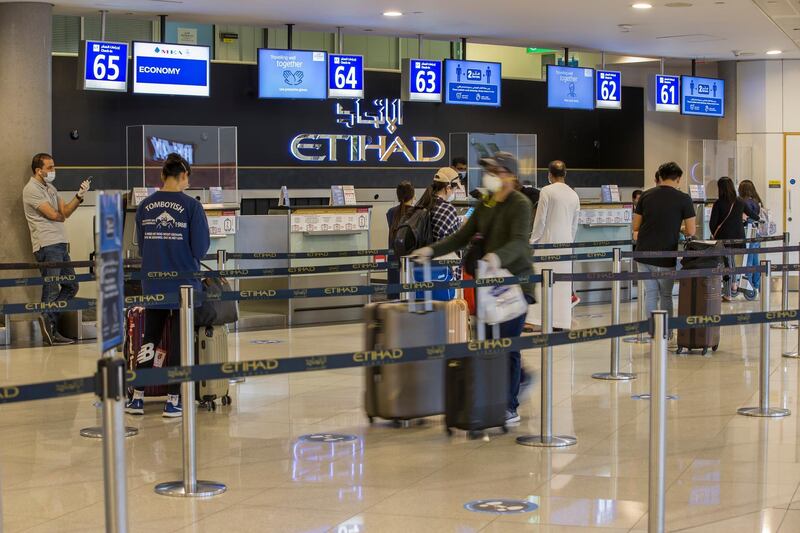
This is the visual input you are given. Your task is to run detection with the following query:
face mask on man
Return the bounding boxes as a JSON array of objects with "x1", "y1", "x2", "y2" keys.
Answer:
[
  {"x1": 482, "y1": 172, "x2": 503, "y2": 193},
  {"x1": 44, "y1": 171, "x2": 56, "y2": 183}
]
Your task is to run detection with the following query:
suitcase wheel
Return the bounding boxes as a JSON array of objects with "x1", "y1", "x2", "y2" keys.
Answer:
[
  {"x1": 712, "y1": 345, "x2": 719, "y2": 352},
  {"x1": 221, "y1": 395, "x2": 231, "y2": 406},
  {"x1": 501, "y1": 425, "x2": 509, "y2": 434},
  {"x1": 675, "y1": 347, "x2": 684, "y2": 355},
  {"x1": 702, "y1": 348, "x2": 708, "y2": 356}
]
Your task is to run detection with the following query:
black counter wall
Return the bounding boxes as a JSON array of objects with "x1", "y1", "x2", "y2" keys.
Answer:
[{"x1": 53, "y1": 56, "x2": 644, "y2": 190}]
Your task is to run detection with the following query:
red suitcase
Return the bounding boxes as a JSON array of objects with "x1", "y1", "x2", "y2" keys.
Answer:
[{"x1": 125, "y1": 307, "x2": 170, "y2": 397}]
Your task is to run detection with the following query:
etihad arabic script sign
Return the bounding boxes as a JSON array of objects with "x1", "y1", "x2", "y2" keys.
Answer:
[{"x1": 290, "y1": 98, "x2": 446, "y2": 163}]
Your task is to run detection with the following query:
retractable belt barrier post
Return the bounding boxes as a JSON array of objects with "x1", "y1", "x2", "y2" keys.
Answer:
[
  {"x1": 738, "y1": 261, "x2": 790, "y2": 418},
  {"x1": 594, "y1": 248, "x2": 636, "y2": 381},
  {"x1": 155, "y1": 286, "x2": 227, "y2": 498},
  {"x1": 625, "y1": 259, "x2": 650, "y2": 344},
  {"x1": 99, "y1": 351, "x2": 129, "y2": 533},
  {"x1": 517, "y1": 269, "x2": 577, "y2": 448},
  {"x1": 218, "y1": 250, "x2": 245, "y2": 386},
  {"x1": 648, "y1": 310, "x2": 668, "y2": 533},
  {"x1": 772, "y1": 233, "x2": 797, "y2": 330}
]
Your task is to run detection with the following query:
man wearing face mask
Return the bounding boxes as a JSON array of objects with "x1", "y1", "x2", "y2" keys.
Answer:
[
  {"x1": 411, "y1": 152, "x2": 534, "y2": 424},
  {"x1": 22, "y1": 153, "x2": 91, "y2": 346}
]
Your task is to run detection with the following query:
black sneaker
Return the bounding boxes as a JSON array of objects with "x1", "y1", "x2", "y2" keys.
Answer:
[
  {"x1": 37, "y1": 316, "x2": 54, "y2": 346},
  {"x1": 52, "y1": 332, "x2": 75, "y2": 345}
]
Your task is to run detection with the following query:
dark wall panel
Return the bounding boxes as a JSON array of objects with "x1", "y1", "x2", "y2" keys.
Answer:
[{"x1": 53, "y1": 56, "x2": 644, "y2": 190}]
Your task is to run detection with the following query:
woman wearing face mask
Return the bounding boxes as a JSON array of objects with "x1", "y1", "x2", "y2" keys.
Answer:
[
  {"x1": 416, "y1": 167, "x2": 462, "y2": 243},
  {"x1": 410, "y1": 152, "x2": 534, "y2": 425}
]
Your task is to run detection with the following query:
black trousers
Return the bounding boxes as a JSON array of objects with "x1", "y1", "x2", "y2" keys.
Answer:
[{"x1": 136, "y1": 309, "x2": 181, "y2": 395}]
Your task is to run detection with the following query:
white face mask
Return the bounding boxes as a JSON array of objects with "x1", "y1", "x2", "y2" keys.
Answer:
[
  {"x1": 446, "y1": 193, "x2": 456, "y2": 203},
  {"x1": 44, "y1": 171, "x2": 56, "y2": 183},
  {"x1": 482, "y1": 172, "x2": 502, "y2": 193}
]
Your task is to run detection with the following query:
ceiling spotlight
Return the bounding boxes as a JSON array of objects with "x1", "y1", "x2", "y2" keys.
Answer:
[
  {"x1": 766, "y1": 49, "x2": 782, "y2": 55},
  {"x1": 632, "y1": 2, "x2": 653, "y2": 8},
  {"x1": 383, "y1": 10, "x2": 403, "y2": 16}
]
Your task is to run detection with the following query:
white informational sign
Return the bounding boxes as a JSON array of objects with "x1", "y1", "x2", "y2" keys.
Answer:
[
  {"x1": 177, "y1": 27, "x2": 198, "y2": 45},
  {"x1": 290, "y1": 210, "x2": 370, "y2": 233},
  {"x1": 209, "y1": 186, "x2": 224, "y2": 204},
  {"x1": 601, "y1": 185, "x2": 620, "y2": 203},
  {"x1": 689, "y1": 184, "x2": 706, "y2": 201},
  {"x1": 207, "y1": 212, "x2": 236, "y2": 236},
  {"x1": 342, "y1": 185, "x2": 357, "y2": 205},
  {"x1": 578, "y1": 208, "x2": 631, "y2": 225}
]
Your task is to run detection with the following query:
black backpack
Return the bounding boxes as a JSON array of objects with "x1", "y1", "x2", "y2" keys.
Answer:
[{"x1": 393, "y1": 207, "x2": 433, "y2": 257}]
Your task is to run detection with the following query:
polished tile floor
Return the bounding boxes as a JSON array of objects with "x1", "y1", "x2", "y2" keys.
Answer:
[{"x1": 3, "y1": 296, "x2": 800, "y2": 532}]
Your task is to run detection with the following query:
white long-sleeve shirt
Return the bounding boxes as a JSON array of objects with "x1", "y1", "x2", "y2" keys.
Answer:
[{"x1": 530, "y1": 181, "x2": 580, "y2": 245}]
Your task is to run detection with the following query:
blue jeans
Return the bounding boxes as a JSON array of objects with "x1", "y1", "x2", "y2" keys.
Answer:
[
  {"x1": 485, "y1": 294, "x2": 533, "y2": 412},
  {"x1": 636, "y1": 262, "x2": 674, "y2": 318},
  {"x1": 34, "y1": 243, "x2": 78, "y2": 333},
  {"x1": 746, "y1": 241, "x2": 761, "y2": 290}
]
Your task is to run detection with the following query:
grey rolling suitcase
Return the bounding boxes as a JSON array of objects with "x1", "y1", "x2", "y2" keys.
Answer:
[{"x1": 364, "y1": 262, "x2": 447, "y2": 424}]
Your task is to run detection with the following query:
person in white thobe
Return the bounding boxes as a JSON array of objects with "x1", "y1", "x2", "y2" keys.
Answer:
[{"x1": 527, "y1": 160, "x2": 581, "y2": 330}]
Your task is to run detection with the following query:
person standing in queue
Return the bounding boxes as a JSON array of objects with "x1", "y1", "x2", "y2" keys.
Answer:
[
  {"x1": 410, "y1": 152, "x2": 533, "y2": 424},
  {"x1": 126, "y1": 153, "x2": 210, "y2": 418},
  {"x1": 633, "y1": 162, "x2": 696, "y2": 346},
  {"x1": 22, "y1": 153, "x2": 91, "y2": 346},
  {"x1": 528, "y1": 161, "x2": 581, "y2": 332},
  {"x1": 738, "y1": 179, "x2": 763, "y2": 297},
  {"x1": 386, "y1": 181, "x2": 415, "y2": 299},
  {"x1": 710, "y1": 176, "x2": 758, "y2": 301}
]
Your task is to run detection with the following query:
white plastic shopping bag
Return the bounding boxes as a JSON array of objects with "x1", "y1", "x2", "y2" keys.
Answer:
[{"x1": 477, "y1": 260, "x2": 528, "y2": 326}]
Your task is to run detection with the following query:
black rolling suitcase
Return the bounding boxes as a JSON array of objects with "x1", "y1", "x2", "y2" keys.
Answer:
[{"x1": 444, "y1": 260, "x2": 509, "y2": 437}]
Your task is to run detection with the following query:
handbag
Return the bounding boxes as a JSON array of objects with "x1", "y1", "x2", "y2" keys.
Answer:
[
  {"x1": 477, "y1": 260, "x2": 528, "y2": 326},
  {"x1": 194, "y1": 264, "x2": 238, "y2": 326}
]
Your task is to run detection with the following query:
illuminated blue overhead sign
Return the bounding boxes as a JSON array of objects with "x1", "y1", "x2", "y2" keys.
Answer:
[
  {"x1": 328, "y1": 54, "x2": 364, "y2": 98},
  {"x1": 444, "y1": 59, "x2": 501, "y2": 107},
  {"x1": 80, "y1": 40, "x2": 128, "y2": 92},
  {"x1": 132, "y1": 42, "x2": 210, "y2": 96},
  {"x1": 258, "y1": 49, "x2": 327, "y2": 99},
  {"x1": 654, "y1": 75, "x2": 680, "y2": 113},
  {"x1": 547, "y1": 65, "x2": 595, "y2": 110},
  {"x1": 681, "y1": 75, "x2": 724, "y2": 117},
  {"x1": 402, "y1": 59, "x2": 443, "y2": 102},
  {"x1": 595, "y1": 70, "x2": 622, "y2": 110}
]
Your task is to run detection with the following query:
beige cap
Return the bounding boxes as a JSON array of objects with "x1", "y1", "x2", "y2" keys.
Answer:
[{"x1": 433, "y1": 167, "x2": 461, "y2": 184}]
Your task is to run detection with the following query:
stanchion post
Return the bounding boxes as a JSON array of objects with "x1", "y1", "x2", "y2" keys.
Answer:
[
  {"x1": 99, "y1": 353, "x2": 129, "y2": 533},
  {"x1": 218, "y1": 250, "x2": 245, "y2": 385},
  {"x1": 516, "y1": 269, "x2": 577, "y2": 448},
  {"x1": 594, "y1": 249, "x2": 636, "y2": 380},
  {"x1": 648, "y1": 310, "x2": 668, "y2": 533},
  {"x1": 739, "y1": 261, "x2": 790, "y2": 418},
  {"x1": 155, "y1": 286, "x2": 227, "y2": 498},
  {"x1": 772, "y1": 233, "x2": 796, "y2": 329},
  {"x1": 784, "y1": 301, "x2": 800, "y2": 358},
  {"x1": 626, "y1": 258, "x2": 651, "y2": 344}
]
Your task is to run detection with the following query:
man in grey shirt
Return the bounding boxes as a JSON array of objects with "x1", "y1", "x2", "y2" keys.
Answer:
[{"x1": 22, "y1": 153, "x2": 90, "y2": 345}]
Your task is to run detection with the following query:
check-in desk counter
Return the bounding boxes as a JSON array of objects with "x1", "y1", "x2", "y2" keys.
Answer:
[
  {"x1": 236, "y1": 205, "x2": 373, "y2": 327},
  {"x1": 571, "y1": 202, "x2": 634, "y2": 304}
]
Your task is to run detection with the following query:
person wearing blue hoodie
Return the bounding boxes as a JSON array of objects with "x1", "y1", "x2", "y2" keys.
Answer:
[{"x1": 126, "y1": 153, "x2": 210, "y2": 418}]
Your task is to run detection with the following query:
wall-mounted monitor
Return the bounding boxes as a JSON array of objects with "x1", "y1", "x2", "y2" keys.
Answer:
[
  {"x1": 680, "y1": 75, "x2": 724, "y2": 118},
  {"x1": 79, "y1": 40, "x2": 129, "y2": 92},
  {"x1": 258, "y1": 49, "x2": 327, "y2": 99},
  {"x1": 132, "y1": 42, "x2": 210, "y2": 96},
  {"x1": 547, "y1": 65, "x2": 595, "y2": 110},
  {"x1": 444, "y1": 59, "x2": 501, "y2": 107}
]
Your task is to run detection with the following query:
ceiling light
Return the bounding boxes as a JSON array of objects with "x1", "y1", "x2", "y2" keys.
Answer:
[
  {"x1": 766, "y1": 49, "x2": 782, "y2": 55},
  {"x1": 383, "y1": 10, "x2": 403, "y2": 17},
  {"x1": 632, "y1": 2, "x2": 653, "y2": 8}
]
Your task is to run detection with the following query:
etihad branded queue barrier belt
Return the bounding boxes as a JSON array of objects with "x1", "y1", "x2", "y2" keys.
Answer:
[{"x1": 3, "y1": 307, "x2": 799, "y2": 406}]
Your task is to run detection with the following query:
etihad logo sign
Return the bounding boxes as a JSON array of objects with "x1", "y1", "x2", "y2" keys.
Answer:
[
  {"x1": 767, "y1": 311, "x2": 797, "y2": 321},
  {"x1": 240, "y1": 290, "x2": 277, "y2": 298},
  {"x1": 686, "y1": 315, "x2": 720, "y2": 325},
  {"x1": 569, "y1": 327, "x2": 608, "y2": 340},
  {"x1": 222, "y1": 360, "x2": 279, "y2": 374},
  {"x1": 43, "y1": 274, "x2": 77, "y2": 283},
  {"x1": 25, "y1": 301, "x2": 67, "y2": 311},
  {"x1": 468, "y1": 338, "x2": 512, "y2": 352},
  {"x1": 324, "y1": 286, "x2": 360, "y2": 295},
  {"x1": 353, "y1": 349, "x2": 403, "y2": 363},
  {"x1": 290, "y1": 98, "x2": 446, "y2": 164},
  {"x1": 125, "y1": 294, "x2": 166, "y2": 305}
]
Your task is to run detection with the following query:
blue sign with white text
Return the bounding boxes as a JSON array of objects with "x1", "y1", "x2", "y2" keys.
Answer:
[
  {"x1": 595, "y1": 70, "x2": 622, "y2": 109},
  {"x1": 681, "y1": 75, "x2": 724, "y2": 117},
  {"x1": 98, "y1": 193, "x2": 123, "y2": 352},
  {"x1": 408, "y1": 59, "x2": 442, "y2": 102},
  {"x1": 135, "y1": 57, "x2": 208, "y2": 86},
  {"x1": 655, "y1": 75, "x2": 680, "y2": 112},
  {"x1": 328, "y1": 54, "x2": 364, "y2": 98},
  {"x1": 547, "y1": 65, "x2": 595, "y2": 110},
  {"x1": 83, "y1": 40, "x2": 128, "y2": 92},
  {"x1": 444, "y1": 60, "x2": 501, "y2": 107},
  {"x1": 259, "y1": 49, "x2": 327, "y2": 99},
  {"x1": 132, "y1": 42, "x2": 210, "y2": 96}
]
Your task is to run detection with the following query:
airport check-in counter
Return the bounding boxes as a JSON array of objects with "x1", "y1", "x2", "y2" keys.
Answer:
[
  {"x1": 235, "y1": 205, "x2": 373, "y2": 327},
  {"x1": 572, "y1": 202, "x2": 634, "y2": 304}
]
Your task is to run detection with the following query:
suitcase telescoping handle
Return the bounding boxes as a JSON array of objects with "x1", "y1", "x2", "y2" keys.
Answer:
[
  {"x1": 475, "y1": 260, "x2": 500, "y2": 341},
  {"x1": 402, "y1": 256, "x2": 433, "y2": 313}
]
